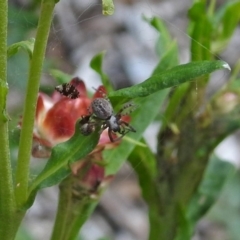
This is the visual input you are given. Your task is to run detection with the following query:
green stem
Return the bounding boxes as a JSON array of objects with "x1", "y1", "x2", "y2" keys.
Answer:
[
  {"x1": 51, "y1": 177, "x2": 72, "y2": 240},
  {"x1": 0, "y1": 0, "x2": 17, "y2": 239},
  {"x1": 15, "y1": 0, "x2": 55, "y2": 207},
  {"x1": 65, "y1": 201, "x2": 97, "y2": 240},
  {"x1": 207, "y1": 0, "x2": 216, "y2": 16},
  {"x1": 51, "y1": 176, "x2": 98, "y2": 240}
]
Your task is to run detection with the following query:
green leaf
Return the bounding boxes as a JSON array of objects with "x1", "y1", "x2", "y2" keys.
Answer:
[
  {"x1": 144, "y1": 16, "x2": 172, "y2": 57},
  {"x1": 206, "y1": 171, "x2": 240, "y2": 240},
  {"x1": 0, "y1": 79, "x2": 10, "y2": 121},
  {"x1": 28, "y1": 124, "x2": 100, "y2": 192},
  {"x1": 104, "y1": 37, "x2": 182, "y2": 175},
  {"x1": 188, "y1": 2, "x2": 205, "y2": 21},
  {"x1": 152, "y1": 40, "x2": 179, "y2": 75},
  {"x1": 90, "y1": 51, "x2": 113, "y2": 92},
  {"x1": 39, "y1": 168, "x2": 70, "y2": 189},
  {"x1": 108, "y1": 60, "x2": 230, "y2": 100},
  {"x1": 15, "y1": 226, "x2": 33, "y2": 240},
  {"x1": 161, "y1": 83, "x2": 189, "y2": 130},
  {"x1": 188, "y1": 2, "x2": 212, "y2": 61},
  {"x1": 105, "y1": 89, "x2": 169, "y2": 175},
  {"x1": 151, "y1": 32, "x2": 179, "y2": 129},
  {"x1": 7, "y1": 38, "x2": 35, "y2": 59},
  {"x1": 211, "y1": 2, "x2": 240, "y2": 53},
  {"x1": 8, "y1": 6, "x2": 38, "y2": 45},
  {"x1": 220, "y1": 2, "x2": 240, "y2": 41},
  {"x1": 128, "y1": 139, "x2": 157, "y2": 182},
  {"x1": 50, "y1": 69, "x2": 72, "y2": 84},
  {"x1": 102, "y1": 0, "x2": 114, "y2": 15},
  {"x1": 128, "y1": 140, "x2": 162, "y2": 240},
  {"x1": 187, "y1": 155, "x2": 236, "y2": 224}
]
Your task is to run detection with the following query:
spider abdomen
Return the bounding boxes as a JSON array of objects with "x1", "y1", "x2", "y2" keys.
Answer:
[{"x1": 91, "y1": 98, "x2": 113, "y2": 120}]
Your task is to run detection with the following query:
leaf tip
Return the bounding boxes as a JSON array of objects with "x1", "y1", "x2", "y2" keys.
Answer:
[{"x1": 221, "y1": 61, "x2": 231, "y2": 71}]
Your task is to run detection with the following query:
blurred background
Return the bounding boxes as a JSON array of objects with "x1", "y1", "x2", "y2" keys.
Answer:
[{"x1": 8, "y1": 0, "x2": 240, "y2": 239}]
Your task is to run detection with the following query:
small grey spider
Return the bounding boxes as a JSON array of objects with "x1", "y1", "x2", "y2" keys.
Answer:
[
  {"x1": 80, "y1": 98, "x2": 136, "y2": 142},
  {"x1": 55, "y1": 82, "x2": 136, "y2": 142}
]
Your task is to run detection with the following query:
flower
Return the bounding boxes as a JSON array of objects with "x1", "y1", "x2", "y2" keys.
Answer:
[
  {"x1": 33, "y1": 77, "x2": 90, "y2": 152},
  {"x1": 30, "y1": 77, "x2": 119, "y2": 195},
  {"x1": 32, "y1": 77, "x2": 118, "y2": 158}
]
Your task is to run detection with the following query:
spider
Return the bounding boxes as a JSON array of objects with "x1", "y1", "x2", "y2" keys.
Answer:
[
  {"x1": 55, "y1": 82, "x2": 136, "y2": 142},
  {"x1": 80, "y1": 98, "x2": 136, "y2": 142},
  {"x1": 55, "y1": 83, "x2": 80, "y2": 99}
]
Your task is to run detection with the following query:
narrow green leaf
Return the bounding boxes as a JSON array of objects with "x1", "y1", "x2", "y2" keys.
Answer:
[
  {"x1": 102, "y1": 0, "x2": 114, "y2": 15},
  {"x1": 128, "y1": 140, "x2": 162, "y2": 240},
  {"x1": 0, "y1": 80, "x2": 10, "y2": 121},
  {"x1": 188, "y1": 2, "x2": 212, "y2": 61},
  {"x1": 187, "y1": 155, "x2": 236, "y2": 224},
  {"x1": 211, "y1": 2, "x2": 240, "y2": 53},
  {"x1": 38, "y1": 168, "x2": 70, "y2": 189},
  {"x1": 221, "y1": 2, "x2": 240, "y2": 40},
  {"x1": 109, "y1": 21, "x2": 178, "y2": 107},
  {"x1": 15, "y1": 226, "x2": 33, "y2": 240},
  {"x1": 108, "y1": 60, "x2": 230, "y2": 99},
  {"x1": 188, "y1": 2, "x2": 205, "y2": 21},
  {"x1": 29, "y1": 124, "x2": 100, "y2": 192},
  {"x1": 190, "y1": 17, "x2": 212, "y2": 61},
  {"x1": 152, "y1": 40, "x2": 179, "y2": 75},
  {"x1": 90, "y1": 51, "x2": 113, "y2": 92},
  {"x1": 144, "y1": 16, "x2": 172, "y2": 56},
  {"x1": 206, "y1": 171, "x2": 240, "y2": 240},
  {"x1": 105, "y1": 38, "x2": 181, "y2": 175},
  {"x1": 50, "y1": 69, "x2": 72, "y2": 84},
  {"x1": 161, "y1": 82, "x2": 189, "y2": 130},
  {"x1": 152, "y1": 37, "x2": 179, "y2": 129},
  {"x1": 128, "y1": 139, "x2": 157, "y2": 180},
  {"x1": 105, "y1": 89, "x2": 169, "y2": 175},
  {"x1": 7, "y1": 38, "x2": 35, "y2": 59}
]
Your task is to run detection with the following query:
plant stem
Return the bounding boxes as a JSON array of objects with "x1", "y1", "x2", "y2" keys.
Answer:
[
  {"x1": 65, "y1": 201, "x2": 97, "y2": 240},
  {"x1": 0, "y1": 0, "x2": 16, "y2": 239},
  {"x1": 15, "y1": 0, "x2": 55, "y2": 207},
  {"x1": 208, "y1": 0, "x2": 216, "y2": 16},
  {"x1": 50, "y1": 177, "x2": 72, "y2": 240},
  {"x1": 51, "y1": 176, "x2": 98, "y2": 240}
]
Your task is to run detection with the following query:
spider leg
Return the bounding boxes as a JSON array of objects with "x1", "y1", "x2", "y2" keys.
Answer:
[
  {"x1": 108, "y1": 127, "x2": 115, "y2": 142},
  {"x1": 109, "y1": 130, "x2": 127, "y2": 142},
  {"x1": 98, "y1": 121, "x2": 108, "y2": 135},
  {"x1": 119, "y1": 120, "x2": 136, "y2": 133},
  {"x1": 112, "y1": 130, "x2": 130, "y2": 142},
  {"x1": 117, "y1": 102, "x2": 136, "y2": 116},
  {"x1": 79, "y1": 115, "x2": 91, "y2": 125},
  {"x1": 109, "y1": 123, "x2": 135, "y2": 142}
]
